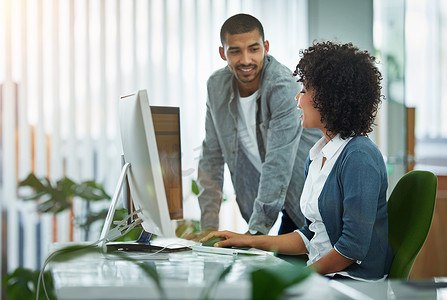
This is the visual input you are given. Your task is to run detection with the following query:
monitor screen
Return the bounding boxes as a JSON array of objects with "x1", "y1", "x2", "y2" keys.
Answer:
[{"x1": 118, "y1": 90, "x2": 175, "y2": 238}]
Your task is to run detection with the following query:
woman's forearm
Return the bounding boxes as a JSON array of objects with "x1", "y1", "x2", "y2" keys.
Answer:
[
  {"x1": 201, "y1": 231, "x2": 307, "y2": 255},
  {"x1": 309, "y1": 248, "x2": 355, "y2": 275},
  {"x1": 251, "y1": 232, "x2": 307, "y2": 255}
]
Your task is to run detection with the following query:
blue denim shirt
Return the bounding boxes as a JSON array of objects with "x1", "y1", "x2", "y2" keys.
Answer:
[
  {"x1": 299, "y1": 136, "x2": 393, "y2": 280},
  {"x1": 197, "y1": 55, "x2": 322, "y2": 234}
]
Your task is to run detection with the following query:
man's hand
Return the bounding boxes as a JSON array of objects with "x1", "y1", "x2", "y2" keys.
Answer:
[{"x1": 182, "y1": 230, "x2": 214, "y2": 241}]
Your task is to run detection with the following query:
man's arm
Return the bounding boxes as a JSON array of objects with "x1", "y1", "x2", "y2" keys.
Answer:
[
  {"x1": 248, "y1": 76, "x2": 302, "y2": 234},
  {"x1": 195, "y1": 98, "x2": 226, "y2": 234}
]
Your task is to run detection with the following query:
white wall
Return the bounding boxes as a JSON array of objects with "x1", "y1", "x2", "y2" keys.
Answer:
[{"x1": 308, "y1": 0, "x2": 374, "y2": 53}]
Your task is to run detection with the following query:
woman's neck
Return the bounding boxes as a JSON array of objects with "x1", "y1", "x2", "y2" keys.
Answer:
[{"x1": 324, "y1": 131, "x2": 336, "y2": 142}]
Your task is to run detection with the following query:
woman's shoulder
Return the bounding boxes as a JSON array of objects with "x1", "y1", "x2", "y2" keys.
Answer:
[
  {"x1": 344, "y1": 136, "x2": 381, "y2": 154},
  {"x1": 337, "y1": 136, "x2": 386, "y2": 169}
]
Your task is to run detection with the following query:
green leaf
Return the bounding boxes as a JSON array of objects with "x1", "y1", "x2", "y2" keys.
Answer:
[
  {"x1": 200, "y1": 263, "x2": 233, "y2": 300},
  {"x1": 49, "y1": 244, "x2": 102, "y2": 263},
  {"x1": 191, "y1": 179, "x2": 200, "y2": 195},
  {"x1": 251, "y1": 260, "x2": 312, "y2": 300},
  {"x1": 76, "y1": 208, "x2": 109, "y2": 229},
  {"x1": 74, "y1": 180, "x2": 111, "y2": 201},
  {"x1": 22, "y1": 191, "x2": 48, "y2": 201},
  {"x1": 36, "y1": 196, "x2": 71, "y2": 214},
  {"x1": 18, "y1": 173, "x2": 110, "y2": 216},
  {"x1": 19, "y1": 173, "x2": 73, "y2": 214},
  {"x1": 3, "y1": 267, "x2": 55, "y2": 300},
  {"x1": 37, "y1": 199, "x2": 56, "y2": 213},
  {"x1": 135, "y1": 261, "x2": 166, "y2": 299},
  {"x1": 57, "y1": 177, "x2": 77, "y2": 197},
  {"x1": 115, "y1": 227, "x2": 144, "y2": 241},
  {"x1": 19, "y1": 173, "x2": 51, "y2": 195},
  {"x1": 19, "y1": 173, "x2": 43, "y2": 189}
]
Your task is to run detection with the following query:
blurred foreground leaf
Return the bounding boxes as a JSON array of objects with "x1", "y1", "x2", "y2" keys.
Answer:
[
  {"x1": 251, "y1": 260, "x2": 312, "y2": 300},
  {"x1": 39, "y1": 243, "x2": 166, "y2": 300},
  {"x1": 2, "y1": 267, "x2": 54, "y2": 300},
  {"x1": 200, "y1": 263, "x2": 234, "y2": 300}
]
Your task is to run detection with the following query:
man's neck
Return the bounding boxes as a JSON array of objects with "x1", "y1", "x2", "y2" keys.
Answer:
[{"x1": 238, "y1": 79, "x2": 261, "y2": 97}]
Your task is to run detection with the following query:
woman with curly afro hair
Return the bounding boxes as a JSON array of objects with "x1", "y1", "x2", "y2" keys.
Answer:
[{"x1": 201, "y1": 41, "x2": 393, "y2": 281}]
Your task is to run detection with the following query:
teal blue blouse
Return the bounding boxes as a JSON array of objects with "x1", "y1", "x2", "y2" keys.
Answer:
[{"x1": 299, "y1": 136, "x2": 393, "y2": 280}]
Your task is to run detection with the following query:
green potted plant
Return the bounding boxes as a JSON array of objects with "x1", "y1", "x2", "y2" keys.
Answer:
[
  {"x1": 2, "y1": 173, "x2": 113, "y2": 300},
  {"x1": 18, "y1": 172, "x2": 110, "y2": 214}
]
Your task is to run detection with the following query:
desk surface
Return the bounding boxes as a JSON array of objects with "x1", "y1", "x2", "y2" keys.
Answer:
[
  {"x1": 50, "y1": 243, "x2": 334, "y2": 300},
  {"x1": 50, "y1": 243, "x2": 446, "y2": 300}
]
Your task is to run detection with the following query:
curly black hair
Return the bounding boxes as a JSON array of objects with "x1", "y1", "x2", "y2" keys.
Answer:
[{"x1": 293, "y1": 41, "x2": 384, "y2": 139}]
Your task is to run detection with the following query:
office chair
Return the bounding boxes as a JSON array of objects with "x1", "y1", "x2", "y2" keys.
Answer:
[{"x1": 387, "y1": 170, "x2": 437, "y2": 279}]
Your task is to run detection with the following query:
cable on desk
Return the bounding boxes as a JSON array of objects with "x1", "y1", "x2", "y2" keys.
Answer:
[{"x1": 36, "y1": 212, "x2": 148, "y2": 300}]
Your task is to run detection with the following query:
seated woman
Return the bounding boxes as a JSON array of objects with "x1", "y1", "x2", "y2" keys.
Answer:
[{"x1": 201, "y1": 41, "x2": 393, "y2": 281}]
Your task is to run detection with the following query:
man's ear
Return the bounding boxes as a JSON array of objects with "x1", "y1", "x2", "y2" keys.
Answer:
[
  {"x1": 219, "y1": 46, "x2": 227, "y2": 61},
  {"x1": 264, "y1": 40, "x2": 270, "y2": 56}
]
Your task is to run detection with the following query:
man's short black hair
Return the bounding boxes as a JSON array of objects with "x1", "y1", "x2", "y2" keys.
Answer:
[{"x1": 220, "y1": 13, "x2": 264, "y2": 45}]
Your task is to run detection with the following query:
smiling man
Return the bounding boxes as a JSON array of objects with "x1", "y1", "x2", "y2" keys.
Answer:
[
  {"x1": 184, "y1": 14, "x2": 321, "y2": 241},
  {"x1": 218, "y1": 29, "x2": 267, "y2": 96}
]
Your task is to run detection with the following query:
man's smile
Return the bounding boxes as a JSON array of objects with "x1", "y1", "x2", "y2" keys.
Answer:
[{"x1": 237, "y1": 64, "x2": 257, "y2": 75}]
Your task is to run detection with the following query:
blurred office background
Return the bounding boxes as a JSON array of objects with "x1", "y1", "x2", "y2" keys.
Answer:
[{"x1": 0, "y1": 0, "x2": 446, "y2": 289}]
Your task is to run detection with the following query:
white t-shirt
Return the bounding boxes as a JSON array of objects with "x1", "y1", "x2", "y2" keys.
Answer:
[{"x1": 236, "y1": 90, "x2": 262, "y2": 173}]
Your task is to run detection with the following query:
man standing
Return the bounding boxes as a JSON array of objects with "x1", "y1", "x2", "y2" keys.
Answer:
[{"x1": 185, "y1": 14, "x2": 321, "y2": 240}]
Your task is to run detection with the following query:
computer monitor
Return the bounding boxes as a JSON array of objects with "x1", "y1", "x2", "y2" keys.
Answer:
[
  {"x1": 119, "y1": 90, "x2": 175, "y2": 237},
  {"x1": 99, "y1": 90, "x2": 177, "y2": 247}
]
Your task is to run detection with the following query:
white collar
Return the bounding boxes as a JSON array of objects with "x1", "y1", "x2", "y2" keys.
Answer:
[{"x1": 309, "y1": 134, "x2": 351, "y2": 161}]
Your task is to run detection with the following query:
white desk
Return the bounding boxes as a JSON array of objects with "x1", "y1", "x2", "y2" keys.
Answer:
[
  {"x1": 337, "y1": 279, "x2": 446, "y2": 300},
  {"x1": 50, "y1": 243, "x2": 337, "y2": 300},
  {"x1": 50, "y1": 243, "x2": 446, "y2": 300}
]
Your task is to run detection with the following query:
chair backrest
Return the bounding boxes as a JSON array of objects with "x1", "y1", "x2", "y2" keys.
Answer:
[{"x1": 387, "y1": 170, "x2": 437, "y2": 279}]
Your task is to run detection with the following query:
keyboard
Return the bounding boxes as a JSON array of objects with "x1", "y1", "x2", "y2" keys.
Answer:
[{"x1": 191, "y1": 245, "x2": 268, "y2": 256}]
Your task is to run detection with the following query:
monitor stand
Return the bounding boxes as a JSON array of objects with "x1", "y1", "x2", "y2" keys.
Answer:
[
  {"x1": 99, "y1": 162, "x2": 190, "y2": 253},
  {"x1": 105, "y1": 230, "x2": 190, "y2": 253}
]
